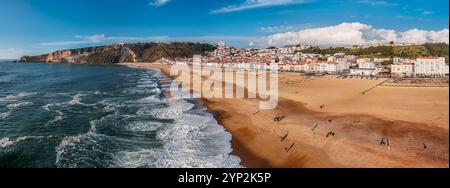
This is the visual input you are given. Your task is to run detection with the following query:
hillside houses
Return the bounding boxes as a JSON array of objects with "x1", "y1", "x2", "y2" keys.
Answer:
[{"x1": 154, "y1": 42, "x2": 448, "y2": 78}]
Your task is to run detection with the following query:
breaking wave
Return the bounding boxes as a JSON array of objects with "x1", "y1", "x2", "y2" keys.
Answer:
[
  {"x1": 150, "y1": 99, "x2": 242, "y2": 168},
  {"x1": 52, "y1": 69, "x2": 241, "y2": 168},
  {"x1": 7, "y1": 101, "x2": 34, "y2": 110},
  {"x1": 1, "y1": 136, "x2": 51, "y2": 148},
  {"x1": 0, "y1": 111, "x2": 11, "y2": 120},
  {"x1": 0, "y1": 63, "x2": 241, "y2": 168}
]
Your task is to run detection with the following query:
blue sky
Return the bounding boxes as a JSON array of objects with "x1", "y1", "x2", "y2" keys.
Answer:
[{"x1": 0, "y1": 0, "x2": 448, "y2": 59}]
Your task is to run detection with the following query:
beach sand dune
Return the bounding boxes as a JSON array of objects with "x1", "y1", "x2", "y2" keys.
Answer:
[{"x1": 122, "y1": 63, "x2": 449, "y2": 168}]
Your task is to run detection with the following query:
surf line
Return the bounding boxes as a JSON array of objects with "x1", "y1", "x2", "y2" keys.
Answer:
[{"x1": 178, "y1": 172, "x2": 213, "y2": 186}]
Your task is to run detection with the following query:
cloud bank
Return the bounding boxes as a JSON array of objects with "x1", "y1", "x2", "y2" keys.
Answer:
[
  {"x1": 255, "y1": 22, "x2": 449, "y2": 47},
  {"x1": 211, "y1": 0, "x2": 309, "y2": 14},
  {"x1": 38, "y1": 23, "x2": 450, "y2": 50}
]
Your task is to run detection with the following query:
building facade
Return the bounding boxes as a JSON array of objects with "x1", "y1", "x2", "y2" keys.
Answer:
[
  {"x1": 391, "y1": 63, "x2": 414, "y2": 77},
  {"x1": 415, "y1": 57, "x2": 449, "y2": 77}
]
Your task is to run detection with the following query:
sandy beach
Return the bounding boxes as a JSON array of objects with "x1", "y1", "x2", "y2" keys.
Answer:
[{"x1": 121, "y1": 63, "x2": 449, "y2": 168}]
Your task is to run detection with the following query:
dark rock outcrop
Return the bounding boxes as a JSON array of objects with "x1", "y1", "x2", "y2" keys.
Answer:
[{"x1": 20, "y1": 42, "x2": 216, "y2": 64}]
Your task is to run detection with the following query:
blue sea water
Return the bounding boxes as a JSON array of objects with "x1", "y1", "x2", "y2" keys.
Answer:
[{"x1": 0, "y1": 61, "x2": 241, "y2": 168}]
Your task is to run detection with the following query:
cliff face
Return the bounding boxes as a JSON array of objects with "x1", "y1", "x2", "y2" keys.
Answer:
[{"x1": 20, "y1": 42, "x2": 216, "y2": 64}]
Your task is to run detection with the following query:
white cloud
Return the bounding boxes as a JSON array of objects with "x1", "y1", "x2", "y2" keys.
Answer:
[
  {"x1": 421, "y1": 10, "x2": 434, "y2": 15},
  {"x1": 260, "y1": 25, "x2": 295, "y2": 33},
  {"x1": 31, "y1": 24, "x2": 450, "y2": 52},
  {"x1": 259, "y1": 23, "x2": 320, "y2": 33},
  {"x1": 356, "y1": 0, "x2": 397, "y2": 6},
  {"x1": 254, "y1": 22, "x2": 449, "y2": 47},
  {"x1": 396, "y1": 29, "x2": 449, "y2": 44},
  {"x1": 149, "y1": 0, "x2": 171, "y2": 6},
  {"x1": 211, "y1": 0, "x2": 309, "y2": 14}
]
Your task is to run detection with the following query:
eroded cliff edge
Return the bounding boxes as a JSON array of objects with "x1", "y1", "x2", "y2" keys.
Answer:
[{"x1": 20, "y1": 42, "x2": 216, "y2": 64}]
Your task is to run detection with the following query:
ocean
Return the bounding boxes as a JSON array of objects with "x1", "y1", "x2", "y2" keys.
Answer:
[{"x1": 0, "y1": 61, "x2": 241, "y2": 168}]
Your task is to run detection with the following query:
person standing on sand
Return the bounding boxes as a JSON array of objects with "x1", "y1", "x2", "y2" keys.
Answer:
[{"x1": 380, "y1": 138, "x2": 386, "y2": 146}]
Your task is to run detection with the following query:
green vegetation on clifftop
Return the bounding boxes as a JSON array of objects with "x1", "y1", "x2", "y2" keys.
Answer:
[
  {"x1": 20, "y1": 42, "x2": 216, "y2": 64},
  {"x1": 300, "y1": 43, "x2": 449, "y2": 62}
]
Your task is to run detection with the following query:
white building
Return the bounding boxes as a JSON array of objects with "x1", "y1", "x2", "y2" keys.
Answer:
[
  {"x1": 391, "y1": 63, "x2": 414, "y2": 77},
  {"x1": 393, "y1": 57, "x2": 415, "y2": 65},
  {"x1": 193, "y1": 55, "x2": 202, "y2": 66},
  {"x1": 350, "y1": 61, "x2": 379, "y2": 76},
  {"x1": 358, "y1": 61, "x2": 376, "y2": 69},
  {"x1": 327, "y1": 56, "x2": 336, "y2": 62},
  {"x1": 357, "y1": 58, "x2": 371, "y2": 64},
  {"x1": 316, "y1": 61, "x2": 350, "y2": 73},
  {"x1": 415, "y1": 57, "x2": 449, "y2": 77},
  {"x1": 292, "y1": 62, "x2": 311, "y2": 72}
]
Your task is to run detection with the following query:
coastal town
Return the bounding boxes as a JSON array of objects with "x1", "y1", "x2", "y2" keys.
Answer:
[
  {"x1": 156, "y1": 42, "x2": 450, "y2": 80},
  {"x1": 131, "y1": 42, "x2": 449, "y2": 168}
]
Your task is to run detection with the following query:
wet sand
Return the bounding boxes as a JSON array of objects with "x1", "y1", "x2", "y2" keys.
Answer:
[{"x1": 121, "y1": 63, "x2": 449, "y2": 168}]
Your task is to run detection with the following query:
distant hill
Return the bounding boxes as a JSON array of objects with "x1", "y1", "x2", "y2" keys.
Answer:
[
  {"x1": 20, "y1": 42, "x2": 216, "y2": 64},
  {"x1": 299, "y1": 43, "x2": 449, "y2": 62}
]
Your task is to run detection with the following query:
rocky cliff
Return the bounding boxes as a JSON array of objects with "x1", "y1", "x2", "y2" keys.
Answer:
[{"x1": 20, "y1": 42, "x2": 216, "y2": 64}]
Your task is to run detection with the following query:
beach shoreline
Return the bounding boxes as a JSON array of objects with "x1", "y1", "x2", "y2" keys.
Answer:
[
  {"x1": 120, "y1": 63, "x2": 272, "y2": 167},
  {"x1": 120, "y1": 63, "x2": 449, "y2": 168}
]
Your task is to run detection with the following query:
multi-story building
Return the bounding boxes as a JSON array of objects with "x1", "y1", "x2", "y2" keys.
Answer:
[
  {"x1": 356, "y1": 58, "x2": 371, "y2": 64},
  {"x1": 393, "y1": 57, "x2": 416, "y2": 65},
  {"x1": 358, "y1": 61, "x2": 376, "y2": 69},
  {"x1": 317, "y1": 61, "x2": 350, "y2": 73},
  {"x1": 391, "y1": 63, "x2": 415, "y2": 77},
  {"x1": 193, "y1": 55, "x2": 202, "y2": 66},
  {"x1": 415, "y1": 57, "x2": 449, "y2": 77},
  {"x1": 350, "y1": 60, "x2": 378, "y2": 76}
]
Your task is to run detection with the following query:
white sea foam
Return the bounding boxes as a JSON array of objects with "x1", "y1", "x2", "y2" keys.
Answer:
[
  {"x1": 0, "y1": 92, "x2": 35, "y2": 103},
  {"x1": 113, "y1": 149, "x2": 159, "y2": 168},
  {"x1": 149, "y1": 98, "x2": 242, "y2": 168},
  {"x1": 122, "y1": 88, "x2": 146, "y2": 95},
  {"x1": 137, "y1": 83, "x2": 158, "y2": 88},
  {"x1": 42, "y1": 103, "x2": 66, "y2": 125},
  {"x1": 42, "y1": 104, "x2": 53, "y2": 111},
  {"x1": 136, "y1": 96, "x2": 161, "y2": 104},
  {"x1": 55, "y1": 113, "x2": 113, "y2": 167},
  {"x1": 130, "y1": 68, "x2": 242, "y2": 168},
  {"x1": 142, "y1": 99, "x2": 193, "y2": 119},
  {"x1": 54, "y1": 69, "x2": 241, "y2": 168},
  {"x1": 46, "y1": 110, "x2": 65, "y2": 125},
  {"x1": 68, "y1": 93, "x2": 85, "y2": 105},
  {"x1": 104, "y1": 104, "x2": 117, "y2": 112},
  {"x1": 0, "y1": 111, "x2": 11, "y2": 119},
  {"x1": 0, "y1": 136, "x2": 48, "y2": 148},
  {"x1": 7, "y1": 101, "x2": 33, "y2": 110},
  {"x1": 0, "y1": 137, "x2": 14, "y2": 148},
  {"x1": 125, "y1": 121, "x2": 165, "y2": 132}
]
